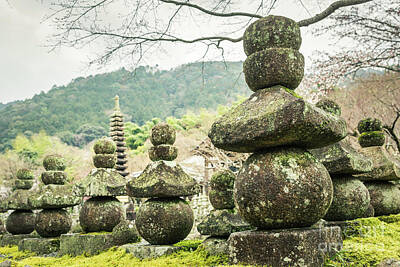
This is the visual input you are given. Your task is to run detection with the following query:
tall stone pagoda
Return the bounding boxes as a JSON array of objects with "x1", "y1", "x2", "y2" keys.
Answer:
[
  {"x1": 110, "y1": 95, "x2": 129, "y2": 177},
  {"x1": 208, "y1": 15, "x2": 346, "y2": 266},
  {"x1": 127, "y1": 123, "x2": 199, "y2": 245}
]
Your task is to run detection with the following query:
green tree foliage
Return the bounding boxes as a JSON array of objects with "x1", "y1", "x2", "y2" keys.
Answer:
[{"x1": 0, "y1": 61, "x2": 248, "y2": 151}]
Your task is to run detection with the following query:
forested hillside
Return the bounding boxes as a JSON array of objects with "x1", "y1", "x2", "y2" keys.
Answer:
[{"x1": 0, "y1": 61, "x2": 248, "y2": 151}]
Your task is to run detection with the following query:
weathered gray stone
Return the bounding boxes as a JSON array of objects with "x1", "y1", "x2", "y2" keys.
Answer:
[
  {"x1": 359, "y1": 131, "x2": 385, "y2": 147},
  {"x1": 200, "y1": 237, "x2": 229, "y2": 256},
  {"x1": 324, "y1": 177, "x2": 371, "y2": 221},
  {"x1": 197, "y1": 209, "x2": 253, "y2": 237},
  {"x1": 358, "y1": 118, "x2": 382, "y2": 133},
  {"x1": 30, "y1": 184, "x2": 81, "y2": 209},
  {"x1": 136, "y1": 198, "x2": 193, "y2": 245},
  {"x1": 59, "y1": 233, "x2": 115, "y2": 256},
  {"x1": 93, "y1": 138, "x2": 116, "y2": 154},
  {"x1": 18, "y1": 237, "x2": 60, "y2": 255},
  {"x1": 43, "y1": 155, "x2": 66, "y2": 171},
  {"x1": 5, "y1": 210, "x2": 35, "y2": 235},
  {"x1": 14, "y1": 179, "x2": 33, "y2": 190},
  {"x1": 209, "y1": 86, "x2": 347, "y2": 152},
  {"x1": 0, "y1": 260, "x2": 11, "y2": 267},
  {"x1": 316, "y1": 98, "x2": 341, "y2": 116},
  {"x1": 121, "y1": 243, "x2": 183, "y2": 259},
  {"x1": 377, "y1": 259, "x2": 400, "y2": 267},
  {"x1": 150, "y1": 123, "x2": 176, "y2": 146},
  {"x1": 41, "y1": 171, "x2": 67, "y2": 185},
  {"x1": 243, "y1": 48, "x2": 304, "y2": 91},
  {"x1": 311, "y1": 138, "x2": 373, "y2": 175},
  {"x1": 209, "y1": 170, "x2": 235, "y2": 210},
  {"x1": 79, "y1": 196, "x2": 124, "y2": 233},
  {"x1": 0, "y1": 233, "x2": 38, "y2": 247},
  {"x1": 243, "y1": 15, "x2": 301, "y2": 56},
  {"x1": 93, "y1": 154, "x2": 116, "y2": 168},
  {"x1": 229, "y1": 227, "x2": 342, "y2": 266},
  {"x1": 356, "y1": 146, "x2": 400, "y2": 181},
  {"x1": 16, "y1": 169, "x2": 34, "y2": 180},
  {"x1": 148, "y1": 145, "x2": 178, "y2": 161},
  {"x1": 126, "y1": 161, "x2": 199, "y2": 198},
  {"x1": 35, "y1": 209, "x2": 71, "y2": 238},
  {"x1": 365, "y1": 182, "x2": 400, "y2": 216},
  {"x1": 234, "y1": 147, "x2": 333, "y2": 229},
  {"x1": 111, "y1": 220, "x2": 140, "y2": 246},
  {"x1": 76, "y1": 168, "x2": 126, "y2": 197},
  {"x1": 3, "y1": 190, "x2": 33, "y2": 210}
]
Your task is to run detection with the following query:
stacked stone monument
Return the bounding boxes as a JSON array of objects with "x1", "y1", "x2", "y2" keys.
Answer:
[
  {"x1": 197, "y1": 169, "x2": 252, "y2": 255},
  {"x1": 311, "y1": 99, "x2": 374, "y2": 221},
  {"x1": 110, "y1": 95, "x2": 129, "y2": 177},
  {"x1": 355, "y1": 118, "x2": 400, "y2": 216},
  {"x1": 208, "y1": 15, "x2": 347, "y2": 266},
  {"x1": 127, "y1": 123, "x2": 199, "y2": 246},
  {"x1": 1, "y1": 169, "x2": 36, "y2": 246},
  {"x1": 60, "y1": 138, "x2": 127, "y2": 256},
  {"x1": 20, "y1": 155, "x2": 81, "y2": 254}
]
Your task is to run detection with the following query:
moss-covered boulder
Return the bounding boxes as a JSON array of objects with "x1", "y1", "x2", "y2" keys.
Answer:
[
  {"x1": 111, "y1": 220, "x2": 140, "y2": 246},
  {"x1": 365, "y1": 182, "x2": 400, "y2": 216},
  {"x1": 35, "y1": 209, "x2": 71, "y2": 237},
  {"x1": 197, "y1": 209, "x2": 253, "y2": 237},
  {"x1": 316, "y1": 98, "x2": 341, "y2": 116},
  {"x1": 228, "y1": 226, "x2": 342, "y2": 266},
  {"x1": 93, "y1": 154, "x2": 116, "y2": 168},
  {"x1": 234, "y1": 147, "x2": 333, "y2": 229},
  {"x1": 126, "y1": 161, "x2": 199, "y2": 198},
  {"x1": 93, "y1": 138, "x2": 116, "y2": 154},
  {"x1": 150, "y1": 123, "x2": 176, "y2": 146},
  {"x1": 358, "y1": 118, "x2": 382, "y2": 133},
  {"x1": 5, "y1": 210, "x2": 35, "y2": 235},
  {"x1": 148, "y1": 145, "x2": 178, "y2": 161},
  {"x1": 209, "y1": 86, "x2": 347, "y2": 152},
  {"x1": 43, "y1": 155, "x2": 66, "y2": 171},
  {"x1": 208, "y1": 170, "x2": 235, "y2": 209},
  {"x1": 79, "y1": 197, "x2": 124, "y2": 232},
  {"x1": 136, "y1": 198, "x2": 194, "y2": 245},
  {"x1": 356, "y1": 146, "x2": 400, "y2": 181},
  {"x1": 359, "y1": 131, "x2": 385, "y2": 147},
  {"x1": 30, "y1": 184, "x2": 81, "y2": 209},
  {"x1": 243, "y1": 48, "x2": 304, "y2": 91},
  {"x1": 41, "y1": 171, "x2": 67, "y2": 185},
  {"x1": 311, "y1": 138, "x2": 373, "y2": 175},
  {"x1": 14, "y1": 179, "x2": 34, "y2": 190},
  {"x1": 243, "y1": 15, "x2": 301, "y2": 56},
  {"x1": 76, "y1": 168, "x2": 126, "y2": 197},
  {"x1": 324, "y1": 178, "x2": 370, "y2": 221},
  {"x1": 16, "y1": 169, "x2": 34, "y2": 180}
]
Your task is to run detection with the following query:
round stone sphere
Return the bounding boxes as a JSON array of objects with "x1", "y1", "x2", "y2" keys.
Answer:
[
  {"x1": 41, "y1": 171, "x2": 67, "y2": 185},
  {"x1": 93, "y1": 154, "x2": 116, "y2": 168},
  {"x1": 243, "y1": 48, "x2": 304, "y2": 91},
  {"x1": 94, "y1": 138, "x2": 116, "y2": 154},
  {"x1": 43, "y1": 155, "x2": 66, "y2": 171},
  {"x1": 150, "y1": 123, "x2": 176, "y2": 146},
  {"x1": 358, "y1": 118, "x2": 382, "y2": 133},
  {"x1": 234, "y1": 147, "x2": 333, "y2": 230},
  {"x1": 316, "y1": 98, "x2": 341, "y2": 116},
  {"x1": 111, "y1": 220, "x2": 140, "y2": 246},
  {"x1": 80, "y1": 197, "x2": 124, "y2": 232},
  {"x1": 324, "y1": 178, "x2": 370, "y2": 221},
  {"x1": 209, "y1": 170, "x2": 236, "y2": 209},
  {"x1": 35, "y1": 209, "x2": 72, "y2": 237},
  {"x1": 365, "y1": 182, "x2": 400, "y2": 216},
  {"x1": 16, "y1": 169, "x2": 34, "y2": 180},
  {"x1": 359, "y1": 131, "x2": 385, "y2": 147},
  {"x1": 136, "y1": 198, "x2": 194, "y2": 245},
  {"x1": 6, "y1": 210, "x2": 35, "y2": 235},
  {"x1": 149, "y1": 145, "x2": 178, "y2": 161},
  {"x1": 243, "y1": 15, "x2": 301, "y2": 56}
]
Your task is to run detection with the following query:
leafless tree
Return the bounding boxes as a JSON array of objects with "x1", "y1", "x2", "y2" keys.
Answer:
[{"x1": 44, "y1": 0, "x2": 371, "y2": 67}]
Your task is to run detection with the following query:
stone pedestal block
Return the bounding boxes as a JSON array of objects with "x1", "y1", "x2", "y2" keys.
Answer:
[
  {"x1": 18, "y1": 237, "x2": 60, "y2": 255},
  {"x1": 59, "y1": 233, "x2": 115, "y2": 256},
  {"x1": 0, "y1": 234, "x2": 38, "y2": 247},
  {"x1": 228, "y1": 226, "x2": 342, "y2": 266},
  {"x1": 121, "y1": 243, "x2": 183, "y2": 259}
]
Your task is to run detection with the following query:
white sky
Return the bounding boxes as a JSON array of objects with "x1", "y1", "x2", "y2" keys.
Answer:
[{"x1": 0, "y1": 0, "x2": 335, "y2": 103}]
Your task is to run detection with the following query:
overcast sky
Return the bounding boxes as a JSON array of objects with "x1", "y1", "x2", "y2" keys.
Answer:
[{"x1": 0, "y1": 0, "x2": 334, "y2": 104}]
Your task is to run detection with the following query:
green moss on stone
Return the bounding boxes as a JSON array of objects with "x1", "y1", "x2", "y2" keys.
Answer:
[
  {"x1": 16, "y1": 169, "x2": 34, "y2": 180},
  {"x1": 316, "y1": 98, "x2": 341, "y2": 116},
  {"x1": 358, "y1": 131, "x2": 385, "y2": 147},
  {"x1": 43, "y1": 155, "x2": 66, "y2": 171},
  {"x1": 358, "y1": 118, "x2": 382, "y2": 133},
  {"x1": 93, "y1": 138, "x2": 116, "y2": 154}
]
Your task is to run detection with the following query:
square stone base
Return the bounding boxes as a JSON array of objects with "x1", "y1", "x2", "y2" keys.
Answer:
[
  {"x1": 18, "y1": 238, "x2": 60, "y2": 255},
  {"x1": 121, "y1": 243, "x2": 183, "y2": 259},
  {"x1": 0, "y1": 234, "x2": 38, "y2": 247},
  {"x1": 228, "y1": 226, "x2": 342, "y2": 266},
  {"x1": 59, "y1": 233, "x2": 114, "y2": 256}
]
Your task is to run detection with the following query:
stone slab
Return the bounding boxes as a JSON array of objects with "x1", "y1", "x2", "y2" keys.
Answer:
[
  {"x1": 29, "y1": 184, "x2": 81, "y2": 209},
  {"x1": 59, "y1": 233, "x2": 115, "y2": 256},
  {"x1": 0, "y1": 234, "x2": 38, "y2": 247},
  {"x1": 121, "y1": 243, "x2": 183, "y2": 259},
  {"x1": 208, "y1": 86, "x2": 347, "y2": 152},
  {"x1": 228, "y1": 226, "x2": 342, "y2": 266},
  {"x1": 200, "y1": 237, "x2": 229, "y2": 256},
  {"x1": 18, "y1": 237, "x2": 60, "y2": 255}
]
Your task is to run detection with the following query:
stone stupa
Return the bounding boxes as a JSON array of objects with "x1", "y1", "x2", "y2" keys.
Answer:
[{"x1": 208, "y1": 15, "x2": 346, "y2": 266}]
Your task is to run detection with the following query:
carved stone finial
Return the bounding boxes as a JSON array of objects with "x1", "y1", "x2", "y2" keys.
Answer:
[{"x1": 114, "y1": 95, "x2": 120, "y2": 111}]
